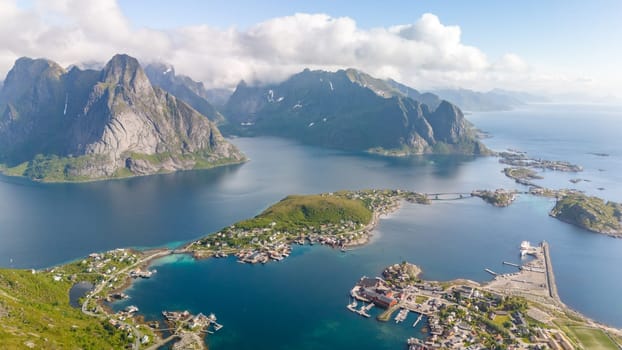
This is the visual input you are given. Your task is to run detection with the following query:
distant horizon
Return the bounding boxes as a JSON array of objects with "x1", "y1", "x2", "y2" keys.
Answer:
[{"x1": 2, "y1": 0, "x2": 621, "y2": 100}]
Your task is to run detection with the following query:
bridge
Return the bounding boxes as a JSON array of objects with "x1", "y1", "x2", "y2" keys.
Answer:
[{"x1": 426, "y1": 192, "x2": 474, "y2": 201}]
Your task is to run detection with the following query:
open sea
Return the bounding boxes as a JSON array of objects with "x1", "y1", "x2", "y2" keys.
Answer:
[{"x1": 1, "y1": 103, "x2": 621, "y2": 348}]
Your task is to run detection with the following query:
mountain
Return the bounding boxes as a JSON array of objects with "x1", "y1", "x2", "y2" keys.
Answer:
[
  {"x1": 0, "y1": 54, "x2": 244, "y2": 182},
  {"x1": 223, "y1": 68, "x2": 488, "y2": 156},
  {"x1": 144, "y1": 62, "x2": 225, "y2": 123},
  {"x1": 385, "y1": 79, "x2": 442, "y2": 110},
  {"x1": 339, "y1": 69, "x2": 442, "y2": 110}
]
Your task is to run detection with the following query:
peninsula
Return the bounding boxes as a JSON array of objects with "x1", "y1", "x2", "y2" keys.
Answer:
[{"x1": 188, "y1": 189, "x2": 430, "y2": 261}]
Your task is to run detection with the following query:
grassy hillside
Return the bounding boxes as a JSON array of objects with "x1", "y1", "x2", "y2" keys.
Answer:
[
  {"x1": 236, "y1": 194, "x2": 373, "y2": 231},
  {"x1": 0, "y1": 269, "x2": 127, "y2": 349},
  {"x1": 1, "y1": 150, "x2": 244, "y2": 182}
]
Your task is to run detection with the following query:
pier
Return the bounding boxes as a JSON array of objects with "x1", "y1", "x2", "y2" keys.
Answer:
[
  {"x1": 542, "y1": 241, "x2": 560, "y2": 300},
  {"x1": 346, "y1": 300, "x2": 372, "y2": 318},
  {"x1": 412, "y1": 313, "x2": 424, "y2": 328},
  {"x1": 503, "y1": 261, "x2": 520, "y2": 268},
  {"x1": 484, "y1": 268, "x2": 498, "y2": 276}
]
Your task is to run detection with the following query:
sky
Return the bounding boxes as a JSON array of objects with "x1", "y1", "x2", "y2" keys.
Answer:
[{"x1": 1, "y1": 0, "x2": 621, "y2": 98}]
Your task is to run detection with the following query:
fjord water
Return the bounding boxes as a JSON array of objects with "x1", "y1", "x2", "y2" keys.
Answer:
[
  {"x1": 0, "y1": 104, "x2": 621, "y2": 347},
  {"x1": 0, "y1": 139, "x2": 512, "y2": 268}
]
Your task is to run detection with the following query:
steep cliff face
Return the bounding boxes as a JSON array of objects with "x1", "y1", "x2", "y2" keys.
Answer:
[
  {"x1": 224, "y1": 68, "x2": 487, "y2": 155},
  {"x1": 0, "y1": 54, "x2": 244, "y2": 181},
  {"x1": 144, "y1": 62, "x2": 224, "y2": 123}
]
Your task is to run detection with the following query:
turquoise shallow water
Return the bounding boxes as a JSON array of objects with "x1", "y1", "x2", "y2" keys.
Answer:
[
  {"x1": 111, "y1": 195, "x2": 622, "y2": 350},
  {"x1": 1, "y1": 104, "x2": 621, "y2": 348}
]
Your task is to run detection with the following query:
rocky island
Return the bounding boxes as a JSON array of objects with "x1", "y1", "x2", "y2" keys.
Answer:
[
  {"x1": 471, "y1": 189, "x2": 518, "y2": 207},
  {"x1": 499, "y1": 151, "x2": 583, "y2": 172},
  {"x1": 0, "y1": 54, "x2": 245, "y2": 182},
  {"x1": 550, "y1": 193, "x2": 622, "y2": 237}
]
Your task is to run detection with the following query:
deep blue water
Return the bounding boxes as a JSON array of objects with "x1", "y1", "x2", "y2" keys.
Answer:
[
  {"x1": 0, "y1": 139, "x2": 512, "y2": 268},
  {"x1": 1, "y1": 104, "x2": 621, "y2": 348}
]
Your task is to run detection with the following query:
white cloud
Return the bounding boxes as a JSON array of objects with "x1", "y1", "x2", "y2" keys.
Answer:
[{"x1": 0, "y1": 0, "x2": 607, "y2": 96}]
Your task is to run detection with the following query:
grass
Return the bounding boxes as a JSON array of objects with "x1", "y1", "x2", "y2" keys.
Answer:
[
  {"x1": 3, "y1": 162, "x2": 28, "y2": 176},
  {"x1": 7, "y1": 154, "x2": 109, "y2": 182},
  {"x1": 236, "y1": 194, "x2": 372, "y2": 232},
  {"x1": 491, "y1": 314, "x2": 511, "y2": 328},
  {"x1": 504, "y1": 167, "x2": 543, "y2": 180},
  {"x1": 554, "y1": 319, "x2": 619, "y2": 350},
  {"x1": 0, "y1": 150, "x2": 245, "y2": 183},
  {"x1": 0, "y1": 269, "x2": 128, "y2": 349},
  {"x1": 562, "y1": 323, "x2": 619, "y2": 350},
  {"x1": 415, "y1": 295, "x2": 429, "y2": 304}
]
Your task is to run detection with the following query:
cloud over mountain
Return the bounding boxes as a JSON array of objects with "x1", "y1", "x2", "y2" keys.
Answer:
[{"x1": 0, "y1": 0, "x2": 596, "y2": 94}]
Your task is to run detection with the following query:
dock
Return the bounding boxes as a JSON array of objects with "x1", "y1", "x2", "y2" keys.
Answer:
[
  {"x1": 503, "y1": 261, "x2": 520, "y2": 268},
  {"x1": 412, "y1": 313, "x2": 424, "y2": 328},
  {"x1": 358, "y1": 303, "x2": 372, "y2": 317},
  {"x1": 484, "y1": 268, "x2": 498, "y2": 276},
  {"x1": 346, "y1": 300, "x2": 372, "y2": 318},
  {"x1": 395, "y1": 308, "x2": 409, "y2": 323}
]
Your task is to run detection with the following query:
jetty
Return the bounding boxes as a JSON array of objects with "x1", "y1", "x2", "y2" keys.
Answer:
[
  {"x1": 346, "y1": 300, "x2": 373, "y2": 317},
  {"x1": 412, "y1": 313, "x2": 424, "y2": 328},
  {"x1": 484, "y1": 268, "x2": 498, "y2": 276},
  {"x1": 346, "y1": 300, "x2": 358, "y2": 313},
  {"x1": 503, "y1": 261, "x2": 520, "y2": 268},
  {"x1": 542, "y1": 241, "x2": 560, "y2": 300}
]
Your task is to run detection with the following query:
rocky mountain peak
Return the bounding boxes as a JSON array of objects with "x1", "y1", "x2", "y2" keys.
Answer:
[
  {"x1": 0, "y1": 54, "x2": 244, "y2": 181},
  {"x1": 0, "y1": 57, "x2": 65, "y2": 105},
  {"x1": 101, "y1": 54, "x2": 152, "y2": 95}
]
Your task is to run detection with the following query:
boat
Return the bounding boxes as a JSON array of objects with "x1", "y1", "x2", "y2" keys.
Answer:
[
  {"x1": 520, "y1": 241, "x2": 531, "y2": 257},
  {"x1": 395, "y1": 308, "x2": 409, "y2": 323},
  {"x1": 346, "y1": 299, "x2": 358, "y2": 312},
  {"x1": 125, "y1": 305, "x2": 139, "y2": 314}
]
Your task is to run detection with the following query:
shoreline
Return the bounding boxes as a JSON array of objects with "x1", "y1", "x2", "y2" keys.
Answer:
[
  {"x1": 4, "y1": 188, "x2": 621, "y2": 349},
  {"x1": 109, "y1": 197, "x2": 622, "y2": 331},
  {"x1": 0, "y1": 157, "x2": 248, "y2": 184}
]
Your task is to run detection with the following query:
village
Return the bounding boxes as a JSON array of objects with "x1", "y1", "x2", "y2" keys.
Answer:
[
  {"x1": 188, "y1": 189, "x2": 430, "y2": 263},
  {"x1": 346, "y1": 242, "x2": 581, "y2": 350}
]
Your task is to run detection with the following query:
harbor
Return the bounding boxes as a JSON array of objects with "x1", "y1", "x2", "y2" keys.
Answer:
[{"x1": 344, "y1": 241, "x2": 615, "y2": 349}]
